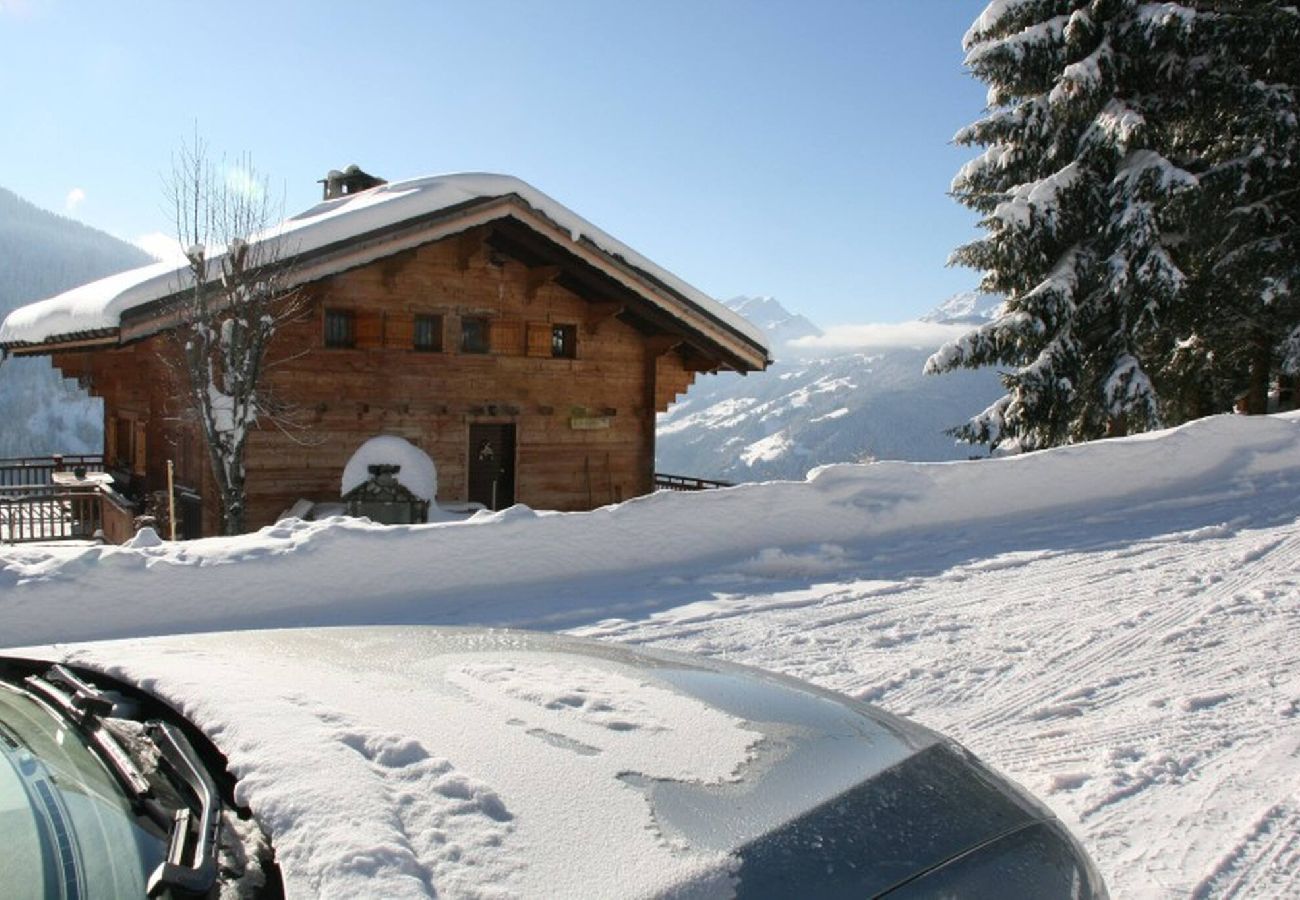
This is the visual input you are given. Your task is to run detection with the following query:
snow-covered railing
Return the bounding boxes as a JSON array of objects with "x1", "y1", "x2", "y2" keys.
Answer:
[
  {"x1": 0, "y1": 483, "x2": 105, "y2": 543},
  {"x1": 0, "y1": 454, "x2": 104, "y2": 488},
  {"x1": 654, "y1": 472, "x2": 734, "y2": 492}
]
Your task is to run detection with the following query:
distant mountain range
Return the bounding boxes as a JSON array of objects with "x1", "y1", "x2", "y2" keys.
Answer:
[
  {"x1": 0, "y1": 187, "x2": 151, "y2": 457},
  {"x1": 655, "y1": 293, "x2": 1003, "y2": 482}
]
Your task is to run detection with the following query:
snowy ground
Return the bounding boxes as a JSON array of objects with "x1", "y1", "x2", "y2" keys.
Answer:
[{"x1": 3, "y1": 412, "x2": 1299, "y2": 898}]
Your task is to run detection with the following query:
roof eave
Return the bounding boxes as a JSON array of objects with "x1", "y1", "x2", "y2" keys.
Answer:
[{"x1": 1, "y1": 329, "x2": 119, "y2": 356}]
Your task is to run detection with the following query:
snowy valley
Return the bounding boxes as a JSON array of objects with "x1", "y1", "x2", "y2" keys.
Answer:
[
  {"x1": 656, "y1": 295, "x2": 1006, "y2": 482},
  {"x1": 3, "y1": 412, "x2": 1298, "y2": 898}
]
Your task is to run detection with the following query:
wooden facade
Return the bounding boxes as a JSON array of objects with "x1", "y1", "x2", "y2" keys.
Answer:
[{"x1": 25, "y1": 195, "x2": 766, "y2": 538}]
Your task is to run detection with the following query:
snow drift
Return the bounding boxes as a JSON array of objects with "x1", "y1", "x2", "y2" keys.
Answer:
[
  {"x1": 3, "y1": 411, "x2": 1300, "y2": 898},
  {"x1": 2, "y1": 412, "x2": 1296, "y2": 646}
]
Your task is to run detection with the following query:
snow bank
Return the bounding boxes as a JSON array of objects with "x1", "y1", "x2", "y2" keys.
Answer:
[
  {"x1": 3, "y1": 411, "x2": 1300, "y2": 898},
  {"x1": 0, "y1": 174, "x2": 765, "y2": 352},
  {"x1": 341, "y1": 435, "x2": 437, "y2": 502},
  {"x1": 2, "y1": 412, "x2": 1297, "y2": 647}
]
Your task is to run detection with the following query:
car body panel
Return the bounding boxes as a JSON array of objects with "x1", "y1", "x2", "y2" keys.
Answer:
[{"x1": 2, "y1": 626, "x2": 1105, "y2": 898}]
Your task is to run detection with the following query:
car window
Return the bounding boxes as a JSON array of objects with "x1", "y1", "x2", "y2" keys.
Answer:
[{"x1": 0, "y1": 684, "x2": 165, "y2": 899}]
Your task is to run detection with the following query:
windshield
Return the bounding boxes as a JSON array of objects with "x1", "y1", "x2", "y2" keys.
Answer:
[{"x1": 0, "y1": 684, "x2": 165, "y2": 900}]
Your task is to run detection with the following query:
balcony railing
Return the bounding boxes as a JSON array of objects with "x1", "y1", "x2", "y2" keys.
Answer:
[
  {"x1": 653, "y1": 472, "x2": 734, "y2": 492},
  {"x1": 0, "y1": 454, "x2": 105, "y2": 487},
  {"x1": 0, "y1": 455, "x2": 134, "y2": 544}
]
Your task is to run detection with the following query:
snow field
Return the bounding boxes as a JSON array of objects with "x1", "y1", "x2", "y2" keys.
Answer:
[
  {"x1": 3, "y1": 411, "x2": 1300, "y2": 897},
  {"x1": 578, "y1": 514, "x2": 1300, "y2": 898}
]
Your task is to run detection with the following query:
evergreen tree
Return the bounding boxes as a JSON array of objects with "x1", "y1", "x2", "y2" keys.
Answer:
[
  {"x1": 929, "y1": 1, "x2": 1300, "y2": 450},
  {"x1": 1189, "y1": 3, "x2": 1300, "y2": 416}
]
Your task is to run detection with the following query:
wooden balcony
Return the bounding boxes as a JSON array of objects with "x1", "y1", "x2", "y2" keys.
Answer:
[{"x1": 0, "y1": 455, "x2": 136, "y2": 544}]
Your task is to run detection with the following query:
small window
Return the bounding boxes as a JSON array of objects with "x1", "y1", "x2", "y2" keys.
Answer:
[
  {"x1": 551, "y1": 324, "x2": 577, "y2": 359},
  {"x1": 414, "y1": 314, "x2": 443, "y2": 352},
  {"x1": 324, "y1": 309, "x2": 356, "y2": 348},
  {"x1": 461, "y1": 316, "x2": 490, "y2": 354}
]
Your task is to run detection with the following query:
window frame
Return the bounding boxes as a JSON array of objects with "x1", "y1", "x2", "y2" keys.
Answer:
[
  {"x1": 323, "y1": 308, "x2": 357, "y2": 349},
  {"x1": 413, "y1": 313, "x2": 444, "y2": 353},
  {"x1": 551, "y1": 323, "x2": 578, "y2": 359},
  {"x1": 461, "y1": 316, "x2": 491, "y2": 354}
]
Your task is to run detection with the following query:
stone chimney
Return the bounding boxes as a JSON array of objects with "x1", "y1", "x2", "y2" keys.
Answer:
[{"x1": 320, "y1": 164, "x2": 387, "y2": 200}]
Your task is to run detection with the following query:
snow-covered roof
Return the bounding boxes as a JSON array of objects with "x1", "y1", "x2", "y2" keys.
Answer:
[{"x1": 0, "y1": 173, "x2": 767, "y2": 356}]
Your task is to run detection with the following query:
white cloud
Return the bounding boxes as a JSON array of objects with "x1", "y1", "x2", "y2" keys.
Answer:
[
  {"x1": 790, "y1": 320, "x2": 973, "y2": 352},
  {"x1": 134, "y1": 231, "x2": 187, "y2": 263},
  {"x1": 64, "y1": 187, "x2": 86, "y2": 211},
  {"x1": 225, "y1": 166, "x2": 266, "y2": 202}
]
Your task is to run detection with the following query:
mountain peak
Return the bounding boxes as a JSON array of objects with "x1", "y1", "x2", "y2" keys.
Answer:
[
  {"x1": 724, "y1": 295, "x2": 822, "y2": 347},
  {"x1": 919, "y1": 291, "x2": 1002, "y2": 325}
]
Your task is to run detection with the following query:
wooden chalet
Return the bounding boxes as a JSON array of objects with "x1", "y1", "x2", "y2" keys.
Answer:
[{"x1": 0, "y1": 170, "x2": 769, "y2": 538}]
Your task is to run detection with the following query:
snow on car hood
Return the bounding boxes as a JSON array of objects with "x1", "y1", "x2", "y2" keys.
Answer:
[{"x1": 12, "y1": 626, "x2": 936, "y2": 899}]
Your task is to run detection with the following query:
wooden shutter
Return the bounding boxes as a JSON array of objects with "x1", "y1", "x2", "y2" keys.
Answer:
[
  {"x1": 356, "y1": 312, "x2": 384, "y2": 350},
  {"x1": 105, "y1": 416, "x2": 117, "y2": 463},
  {"x1": 526, "y1": 322, "x2": 551, "y2": 358},
  {"x1": 387, "y1": 312, "x2": 414, "y2": 348},
  {"x1": 132, "y1": 420, "x2": 147, "y2": 476},
  {"x1": 493, "y1": 319, "x2": 524, "y2": 356}
]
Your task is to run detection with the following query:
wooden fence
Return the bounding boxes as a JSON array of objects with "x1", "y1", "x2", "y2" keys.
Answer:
[{"x1": 0, "y1": 484, "x2": 101, "y2": 542}]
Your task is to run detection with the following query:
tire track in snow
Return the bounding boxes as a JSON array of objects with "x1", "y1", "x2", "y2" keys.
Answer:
[
  {"x1": 578, "y1": 488, "x2": 1300, "y2": 900},
  {"x1": 960, "y1": 528, "x2": 1300, "y2": 735},
  {"x1": 1191, "y1": 801, "x2": 1300, "y2": 899}
]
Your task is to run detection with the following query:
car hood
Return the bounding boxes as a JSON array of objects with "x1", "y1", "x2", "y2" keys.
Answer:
[{"x1": 4, "y1": 626, "x2": 1054, "y2": 898}]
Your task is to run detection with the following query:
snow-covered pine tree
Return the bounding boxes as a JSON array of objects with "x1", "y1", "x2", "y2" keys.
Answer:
[
  {"x1": 1183, "y1": 3, "x2": 1300, "y2": 416},
  {"x1": 929, "y1": 1, "x2": 1298, "y2": 449}
]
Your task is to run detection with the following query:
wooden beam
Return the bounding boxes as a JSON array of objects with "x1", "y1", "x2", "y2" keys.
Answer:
[
  {"x1": 6, "y1": 334, "x2": 118, "y2": 356},
  {"x1": 524, "y1": 265, "x2": 562, "y2": 304},
  {"x1": 646, "y1": 334, "x2": 684, "y2": 358},
  {"x1": 584, "y1": 301, "x2": 624, "y2": 335},
  {"x1": 682, "y1": 354, "x2": 721, "y2": 373},
  {"x1": 456, "y1": 228, "x2": 487, "y2": 271}
]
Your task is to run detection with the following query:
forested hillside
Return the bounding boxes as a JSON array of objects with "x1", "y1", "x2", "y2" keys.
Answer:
[{"x1": 0, "y1": 188, "x2": 151, "y2": 456}]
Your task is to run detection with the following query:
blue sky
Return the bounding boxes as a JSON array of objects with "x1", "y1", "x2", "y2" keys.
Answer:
[{"x1": 1, "y1": 0, "x2": 991, "y2": 327}]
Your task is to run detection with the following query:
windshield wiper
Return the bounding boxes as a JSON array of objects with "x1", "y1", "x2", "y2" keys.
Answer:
[
  {"x1": 20, "y1": 663, "x2": 223, "y2": 897},
  {"x1": 23, "y1": 665, "x2": 152, "y2": 798},
  {"x1": 145, "y1": 721, "x2": 222, "y2": 897}
]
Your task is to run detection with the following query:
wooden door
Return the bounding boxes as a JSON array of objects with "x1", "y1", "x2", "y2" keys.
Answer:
[
  {"x1": 468, "y1": 424, "x2": 516, "y2": 510},
  {"x1": 176, "y1": 489, "x2": 203, "y2": 540}
]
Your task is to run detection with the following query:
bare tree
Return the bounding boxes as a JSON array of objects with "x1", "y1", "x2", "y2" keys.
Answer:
[{"x1": 166, "y1": 137, "x2": 303, "y2": 535}]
